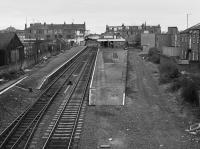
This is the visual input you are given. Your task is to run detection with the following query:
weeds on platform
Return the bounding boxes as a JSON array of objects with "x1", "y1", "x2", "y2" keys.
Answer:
[
  {"x1": 159, "y1": 61, "x2": 180, "y2": 84},
  {"x1": 181, "y1": 77, "x2": 199, "y2": 106},
  {"x1": 170, "y1": 77, "x2": 182, "y2": 92},
  {"x1": 168, "y1": 75, "x2": 199, "y2": 106},
  {"x1": 0, "y1": 70, "x2": 25, "y2": 81},
  {"x1": 148, "y1": 48, "x2": 160, "y2": 64}
]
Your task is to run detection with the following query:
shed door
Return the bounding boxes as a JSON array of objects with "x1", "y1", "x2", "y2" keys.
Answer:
[{"x1": 0, "y1": 50, "x2": 5, "y2": 66}]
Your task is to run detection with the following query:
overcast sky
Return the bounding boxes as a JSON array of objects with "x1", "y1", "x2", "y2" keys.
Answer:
[{"x1": 0, "y1": 0, "x2": 199, "y2": 33}]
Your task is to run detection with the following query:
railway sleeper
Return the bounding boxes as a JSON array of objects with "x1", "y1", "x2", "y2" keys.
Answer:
[{"x1": 55, "y1": 130, "x2": 71, "y2": 133}]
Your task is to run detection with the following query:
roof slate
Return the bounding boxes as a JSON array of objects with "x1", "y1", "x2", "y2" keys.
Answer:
[
  {"x1": 0, "y1": 32, "x2": 16, "y2": 49},
  {"x1": 181, "y1": 23, "x2": 200, "y2": 33},
  {"x1": 27, "y1": 23, "x2": 85, "y2": 30}
]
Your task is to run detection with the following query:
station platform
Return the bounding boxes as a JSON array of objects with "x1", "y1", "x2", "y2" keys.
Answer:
[
  {"x1": 89, "y1": 48, "x2": 127, "y2": 105},
  {"x1": 0, "y1": 46, "x2": 86, "y2": 94}
]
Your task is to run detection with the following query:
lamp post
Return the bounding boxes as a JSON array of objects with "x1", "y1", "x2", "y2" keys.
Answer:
[{"x1": 36, "y1": 29, "x2": 39, "y2": 64}]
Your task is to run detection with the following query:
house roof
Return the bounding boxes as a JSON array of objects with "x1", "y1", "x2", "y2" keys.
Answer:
[
  {"x1": 181, "y1": 23, "x2": 200, "y2": 33},
  {"x1": 0, "y1": 32, "x2": 19, "y2": 49},
  {"x1": 27, "y1": 23, "x2": 86, "y2": 30},
  {"x1": 51, "y1": 24, "x2": 85, "y2": 30},
  {"x1": 97, "y1": 38, "x2": 125, "y2": 42}
]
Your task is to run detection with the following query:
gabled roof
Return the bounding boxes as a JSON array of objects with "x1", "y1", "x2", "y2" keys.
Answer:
[
  {"x1": 0, "y1": 32, "x2": 18, "y2": 49},
  {"x1": 27, "y1": 23, "x2": 86, "y2": 30},
  {"x1": 181, "y1": 23, "x2": 200, "y2": 34},
  {"x1": 48, "y1": 24, "x2": 85, "y2": 30}
]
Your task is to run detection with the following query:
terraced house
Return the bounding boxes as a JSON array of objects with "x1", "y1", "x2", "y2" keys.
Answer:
[
  {"x1": 180, "y1": 23, "x2": 200, "y2": 61},
  {"x1": 106, "y1": 23, "x2": 161, "y2": 45},
  {"x1": 25, "y1": 22, "x2": 86, "y2": 45}
]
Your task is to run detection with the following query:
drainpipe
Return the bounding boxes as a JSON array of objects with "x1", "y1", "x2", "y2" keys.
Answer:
[
  {"x1": 198, "y1": 30, "x2": 200, "y2": 62},
  {"x1": 188, "y1": 32, "x2": 192, "y2": 60}
]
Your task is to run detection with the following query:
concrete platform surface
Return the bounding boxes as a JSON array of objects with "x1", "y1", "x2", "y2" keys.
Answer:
[{"x1": 89, "y1": 48, "x2": 127, "y2": 105}]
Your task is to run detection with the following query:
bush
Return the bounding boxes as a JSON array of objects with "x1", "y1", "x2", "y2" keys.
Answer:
[
  {"x1": 170, "y1": 78, "x2": 182, "y2": 92},
  {"x1": 150, "y1": 54, "x2": 160, "y2": 64},
  {"x1": 181, "y1": 77, "x2": 199, "y2": 106},
  {"x1": 189, "y1": 74, "x2": 200, "y2": 88},
  {"x1": 159, "y1": 61, "x2": 180, "y2": 83},
  {"x1": 148, "y1": 48, "x2": 160, "y2": 64}
]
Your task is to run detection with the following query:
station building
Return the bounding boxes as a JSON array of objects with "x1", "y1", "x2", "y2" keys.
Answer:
[{"x1": 97, "y1": 33, "x2": 125, "y2": 48}]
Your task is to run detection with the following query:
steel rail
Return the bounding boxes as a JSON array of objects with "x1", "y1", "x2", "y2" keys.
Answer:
[{"x1": 67, "y1": 49, "x2": 97, "y2": 149}]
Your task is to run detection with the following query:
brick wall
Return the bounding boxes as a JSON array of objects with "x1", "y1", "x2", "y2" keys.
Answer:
[
  {"x1": 156, "y1": 34, "x2": 171, "y2": 49},
  {"x1": 141, "y1": 33, "x2": 155, "y2": 48}
]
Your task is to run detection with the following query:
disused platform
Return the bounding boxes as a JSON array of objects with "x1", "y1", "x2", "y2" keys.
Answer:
[
  {"x1": 0, "y1": 46, "x2": 87, "y2": 94},
  {"x1": 89, "y1": 48, "x2": 127, "y2": 105},
  {"x1": 21, "y1": 46, "x2": 87, "y2": 90}
]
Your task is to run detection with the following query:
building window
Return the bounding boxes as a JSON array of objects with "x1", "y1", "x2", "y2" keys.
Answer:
[
  {"x1": 193, "y1": 34, "x2": 196, "y2": 43},
  {"x1": 66, "y1": 35, "x2": 71, "y2": 39},
  {"x1": 193, "y1": 52, "x2": 195, "y2": 60},
  {"x1": 46, "y1": 35, "x2": 50, "y2": 39},
  {"x1": 181, "y1": 37, "x2": 184, "y2": 42}
]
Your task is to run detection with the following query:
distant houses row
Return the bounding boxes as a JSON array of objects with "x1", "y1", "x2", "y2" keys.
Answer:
[
  {"x1": 1, "y1": 22, "x2": 86, "y2": 45},
  {"x1": 141, "y1": 23, "x2": 200, "y2": 61},
  {"x1": 1, "y1": 22, "x2": 200, "y2": 75},
  {"x1": 24, "y1": 22, "x2": 86, "y2": 44},
  {"x1": 0, "y1": 22, "x2": 87, "y2": 75},
  {"x1": 100, "y1": 23, "x2": 200, "y2": 62}
]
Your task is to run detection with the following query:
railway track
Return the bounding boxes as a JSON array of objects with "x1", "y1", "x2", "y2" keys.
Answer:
[
  {"x1": 0, "y1": 47, "x2": 97, "y2": 149},
  {"x1": 42, "y1": 47, "x2": 97, "y2": 149}
]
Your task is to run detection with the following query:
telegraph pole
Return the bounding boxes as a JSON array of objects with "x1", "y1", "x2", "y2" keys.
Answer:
[
  {"x1": 187, "y1": 14, "x2": 188, "y2": 29},
  {"x1": 187, "y1": 13, "x2": 191, "y2": 29}
]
